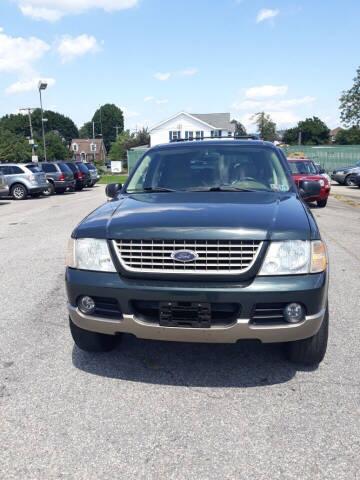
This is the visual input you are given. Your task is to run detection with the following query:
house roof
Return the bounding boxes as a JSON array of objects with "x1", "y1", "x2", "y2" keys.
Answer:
[
  {"x1": 191, "y1": 113, "x2": 235, "y2": 131},
  {"x1": 149, "y1": 111, "x2": 235, "y2": 132},
  {"x1": 330, "y1": 127, "x2": 342, "y2": 136},
  {"x1": 71, "y1": 138, "x2": 107, "y2": 153}
]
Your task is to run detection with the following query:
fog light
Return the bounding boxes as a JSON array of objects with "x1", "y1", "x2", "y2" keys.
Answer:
[
  {"x1": 283, "y1": 303, "x2": 305, "y2": 324},
  {"x1": 78, "y1": 296, "x2": 95, "y2": 314}
]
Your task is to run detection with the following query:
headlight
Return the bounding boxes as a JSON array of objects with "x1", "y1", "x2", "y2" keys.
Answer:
[
  {"x1": 66, "y1": 238, "x2": 116, "y2": 272},
  {"x1": 259, "y1": 240, "x2": 327, "y2": 275},
  {"x1": 319, "y1": 179, "x2": 325, "y2": 187}
]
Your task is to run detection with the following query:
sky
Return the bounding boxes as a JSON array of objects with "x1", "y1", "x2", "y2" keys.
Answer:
[{"x1": 0, "y1": 0, "x2": 360, "y2": 133}]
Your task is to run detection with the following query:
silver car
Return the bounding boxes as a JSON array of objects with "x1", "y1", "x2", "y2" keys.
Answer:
[
  {"x1": 331, "y1": 160, "x2": 360, "y2": 186},
  {"x1": 0, "y1": 163, "x2": 49, "y2": 200},
  {"x1": 0, "y1": 170, "x2": 9, "y2": 198}
]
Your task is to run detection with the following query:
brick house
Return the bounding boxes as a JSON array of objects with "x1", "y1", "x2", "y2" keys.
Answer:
[
  {"x1": 329, "y1": 127, "x2": 342, "y2": 144},
  {"x1": 70, "y1": 138, "x2": 107, "y2": 163}
]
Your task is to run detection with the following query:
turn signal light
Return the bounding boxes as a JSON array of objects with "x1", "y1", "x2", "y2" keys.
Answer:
[{"x1": 311, "y1": 241, "x2": 327, "y2": 273}]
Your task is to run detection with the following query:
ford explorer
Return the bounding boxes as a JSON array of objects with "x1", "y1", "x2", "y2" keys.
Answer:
[{"x1": 66, "y1": 139, "x2": 329, "y2": 365}]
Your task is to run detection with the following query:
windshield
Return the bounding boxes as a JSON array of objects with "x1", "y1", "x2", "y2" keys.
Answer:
[
  {"x1": 126, "y1": 146, "x2": 290, "y2": 193},
  {"x1": 65, "y1": 163, "x2": 77, "y2": 173},
  {"x1": 288, "y1": 161, "x2": 317, "y2": 175},
  {"x1": 85, "y1": 163, "x2": 96, "y2": 170},
  {"x1": 76, "y1": 163, "x2": 89, "y2": 173}
]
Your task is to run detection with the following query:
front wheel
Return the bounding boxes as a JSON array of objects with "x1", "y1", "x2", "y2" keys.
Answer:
[
  {"x1": 11, "y1": 183, "x2": 27, "y2": 200},
  {"x1": 284, "y1": 306, "x2": 328, "y2": 366},
  {"x1": 317, "y1": 199, "x2": 327, "y2": 208},
  {"x1": 69, "y1": 317, "x2": 119, "y2": 352},
  {"x1": 344, "y1": 175, "x2": 353, "y2": 186}
]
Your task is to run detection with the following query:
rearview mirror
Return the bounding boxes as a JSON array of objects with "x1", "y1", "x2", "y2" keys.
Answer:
[
  {"x1": 298, "y1": 180, "x2": 321, "y2": 199},
  {"x1": 105, "y1": 183, "x2": 122, "y2": 198}
]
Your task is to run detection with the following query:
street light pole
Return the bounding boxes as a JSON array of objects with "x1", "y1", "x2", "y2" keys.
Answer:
[
  {"x1": 20, "y1": 108, "x2": 37, "y2": 160},
  {"x1": 38, "y1": 81, "x2": 48, "y2": 162}
]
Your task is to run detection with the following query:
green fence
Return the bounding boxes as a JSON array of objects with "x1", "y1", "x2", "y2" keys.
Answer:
[
  {"x1": 127, "y1": 150, "x2": 147, "y2": 174},
  {"x1": 281, "y1": 145, "x2": 360, "y2": 172}
]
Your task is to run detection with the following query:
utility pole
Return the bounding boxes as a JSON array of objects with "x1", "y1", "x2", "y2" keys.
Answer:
[
  {"x1": 298, "y1": 128, "x2": 302, "y2": 146},
  {"x1": 20, "y1": 108, "x2": 37, "y2": 161},
  {"x1": 99, "y1": 105, "x2": 103, "y2": 138},
  {"x1": 38, "y1": 81, "x2": 48, "y2": 162},
  {"x1": 92, "y1": 121, "x2": 95, "y2": 139},
  {"x1": 114, "y1": 125, "x2": 120, "y2": 140}
]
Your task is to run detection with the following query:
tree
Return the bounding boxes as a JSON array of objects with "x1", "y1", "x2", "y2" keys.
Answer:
[
  {"x1": 35, "y1": 132, "x2": 73, "y2": 161},
  {"x1": 0, "y1": 109, "x2": 78, "y2": 142},
  {"x1": 0, "y1": 130, "x2": 32, "y2": 163},
  {"x1": 334, "y1": 127, "x2": 360, "y2": 145},
  {"x1": 252, "y1": 112, "x2": 277, "y2": 141},
  {"x1": 339, "y1": 66, "x2": 360, "y2": 127},
  {"x1": 282, "y1": 117, "x2": 330, "y2": 145},
  {"x1": 231, "y1": 119, "x2": 247, "y2": 136},
  {"x1": 80, "y1": 104, "x2": 124, "y2": 151},
  {"x1": 108, "y1": 128, "x2": 150, "y2": 167}
]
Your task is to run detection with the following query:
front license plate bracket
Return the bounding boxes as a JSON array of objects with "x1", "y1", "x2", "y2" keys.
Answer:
[{"x1": 159, "y1": 301, "x2": 211, "y2": 328}]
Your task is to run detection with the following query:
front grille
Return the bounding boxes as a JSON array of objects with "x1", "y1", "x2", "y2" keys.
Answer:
[{"x1": 113, "y1": 239, "x2": 262, "y2": 274}]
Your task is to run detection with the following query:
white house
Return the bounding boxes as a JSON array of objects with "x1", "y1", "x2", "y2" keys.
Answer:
[{"x1": 149, "y1": 112, "x2": 235, "y2": 146}]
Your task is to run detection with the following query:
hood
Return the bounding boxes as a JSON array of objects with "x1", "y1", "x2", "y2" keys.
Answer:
[
  {"x1": 75, "y1": 192, "x2": 311, "y2": 241},
  {"x1": 291, "y1": 173, "x2": 323, "y2": 182}
]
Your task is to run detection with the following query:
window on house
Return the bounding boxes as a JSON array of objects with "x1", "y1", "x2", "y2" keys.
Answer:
[
  {"x1": 172, "y1": 131, "x2": 178, "y2": 140},
  {"x1": 188, "y1": 131, "x2": 194, "y2": 140},
  {"x1": 196, "y1": 131, "x2": 201, "y2": 139},
  {"x1": 73, "y1": 143, "x2": 78, "y2": 152},
  {"x1": 90, "y1": 143, "x2": 97, "y2": 152}
]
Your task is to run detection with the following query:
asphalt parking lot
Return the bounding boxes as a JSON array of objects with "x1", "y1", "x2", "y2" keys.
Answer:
[{"x1": 1, "y1": 186, "x2": 359, "y2": 479}]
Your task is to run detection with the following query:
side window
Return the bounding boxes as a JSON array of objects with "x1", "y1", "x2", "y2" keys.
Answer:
[
  {"x1": 1, "y1": 166, "x2": 12, "y2": 175},
  {"x1": 11, "y1": 166, "x2": 25, "y2": 174},
  {"x1": 127, "y1": 156, "x2": 152, "y2": 190},
  {"x1": 43, "y1": 164, "x2": 57, "y2": 173}
]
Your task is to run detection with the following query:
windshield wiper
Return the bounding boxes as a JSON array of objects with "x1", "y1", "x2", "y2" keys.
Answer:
[
  {"x1": 185, "y1": 185, "x2": 267, "y2": 192},
  {"x1": 126, "y1": 186, "x2": 178, "y2": 193}
]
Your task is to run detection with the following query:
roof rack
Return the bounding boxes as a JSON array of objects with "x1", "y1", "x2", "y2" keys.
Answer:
[{"x1": 170, "y1": 134, "x2": 260, "y2": 143}]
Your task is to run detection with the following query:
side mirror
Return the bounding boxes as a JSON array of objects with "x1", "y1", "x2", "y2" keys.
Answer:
[
  {"x1": 298, "y1": 179, "x2": 321, "y2": 199},
  {"x1": 318, "y1": 167, "x2": 325, "y2": 174},
  {"x1": 105, "y1": 183, "x2": 122, "y2": 198}
]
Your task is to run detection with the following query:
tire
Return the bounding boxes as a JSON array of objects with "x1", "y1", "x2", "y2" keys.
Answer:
[
  {"x1": 11, "y1": 183, "x2": 27, "y2": 200},
  {"x1": 317, "y1": 199, "x2": 327, "y2": 208},
  {"x1": 30, "y1": 192, "x2": 42, "y2": 198},
  {"x1": 43, "y1": 183, "x2": 55, "y2": 196},
  {"x1": 75, "y1": 186, "x2": 83, "y2": 191},
  {"x1": 284, "y1": 306, "x2": 329, "y2": 366},
  {"x1": 344, "y1": 175, "x2": 353, "y2": 186},
  {"x1": 55, "y1": 188, "x2": 66, "y2": 194},
  {"x1": 69, "y1": 317, "x2": 119, "y2": 352}
]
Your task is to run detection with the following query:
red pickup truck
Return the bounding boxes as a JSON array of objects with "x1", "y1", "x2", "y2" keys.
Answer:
[{"x1": 287, "y1": 158, "x2": 330, "y2": 208}]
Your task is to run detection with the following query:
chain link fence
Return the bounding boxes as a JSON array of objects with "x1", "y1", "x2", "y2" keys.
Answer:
[{"x1": 281, "y1": 145, "x2": 360, "y2": 172}]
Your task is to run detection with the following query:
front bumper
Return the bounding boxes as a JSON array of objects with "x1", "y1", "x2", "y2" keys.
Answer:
[{"x1": 66, "y1": 269, "x2": 328, "y2": 344}]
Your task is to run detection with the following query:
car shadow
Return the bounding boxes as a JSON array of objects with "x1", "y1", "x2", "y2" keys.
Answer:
[
  {"x1": 0, "y1": 201, "x2": 11, "y2": 205},
  {"x1": 72, "y1": 335, "x2": 316, "y2": 388}
]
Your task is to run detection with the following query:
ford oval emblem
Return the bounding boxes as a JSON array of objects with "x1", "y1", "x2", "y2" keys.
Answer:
[{"x1": 171, "y1": 250, "x2": 199, "y2": 263}]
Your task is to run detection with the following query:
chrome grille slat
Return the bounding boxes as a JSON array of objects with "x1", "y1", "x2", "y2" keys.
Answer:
[{"x1": 113, "y1": 239, "x2": 263, "y2": 275}]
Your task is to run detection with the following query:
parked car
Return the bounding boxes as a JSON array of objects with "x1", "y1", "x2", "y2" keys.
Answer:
[
  {"x1": 66, "y1": 139, "x2": 329, "y2": 366},
  {"x1": 314, "y1": 163, "x2": 331, "y2": 189},
  {"x1": 29, "y1": 162, "x2": 75, "y2": 195},
  {"x1": 287, "y1": 158, "x2": 330, "y2": 207},
  {"x1": 0, "y1": 170, "x2": 9, "y2": 198},
  {"x1": 64, "y1": 162, "x2": 88, "y2": 191},
  {"x1": 349, "y1": 171, "x2": 360, "y2": 187},
  {"x1": 331, "y1": 160, "x2": 360, "y2": 186},
  {"x1": 0, "y1": 163, "x2": 48, "y2": 200},
  {"x1": 75, "y1": 162, "x2": 92, "y2": 188},
  {"x1": 85, "y1": 163, "x2": 100, "y2": 187}
]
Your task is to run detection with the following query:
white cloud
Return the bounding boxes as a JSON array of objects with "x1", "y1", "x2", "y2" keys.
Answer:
[
  {"x1": 278, "y1": 96, "x2": 316, "y2": 107},
  {"x1": 0, "y1": 28, "x2": 50, "y2": 76},
  {"x1": 155, "y1": 99, "x2": 168, "y2": 104},
  {"x1": 267, "y1": 111, "x2": 300, "y2": 125},
  {"x1": 256, "y1": 8, "x2": 279, "y2": 23},
  {"x1": 6, "y1": 77, "x2": 55, "y2": 94},
  {"x1": 154, "y1": 72, "x2": 171, "y2": 81},
  {"x1": 144, "y1": 96, "x2": 155, "y2": 102},
  {"x1": 17, "y1": 0, "x2": 139, "y2": 22},
  {"x1": 57, "y1": 34, "x2": 101, "y2": 62},
  {"x1": 245, "y1": 85, "x2": 288, "y2": 99},
  {"x1": 178, "y1": 67, "x2": 198, "y2": 76},
  {"x1": 121, "y1": 106, "x2": 140, "y2": 118},
  {"x1": 232, "y1": 100, "x2": 261, "y2": 110}
]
